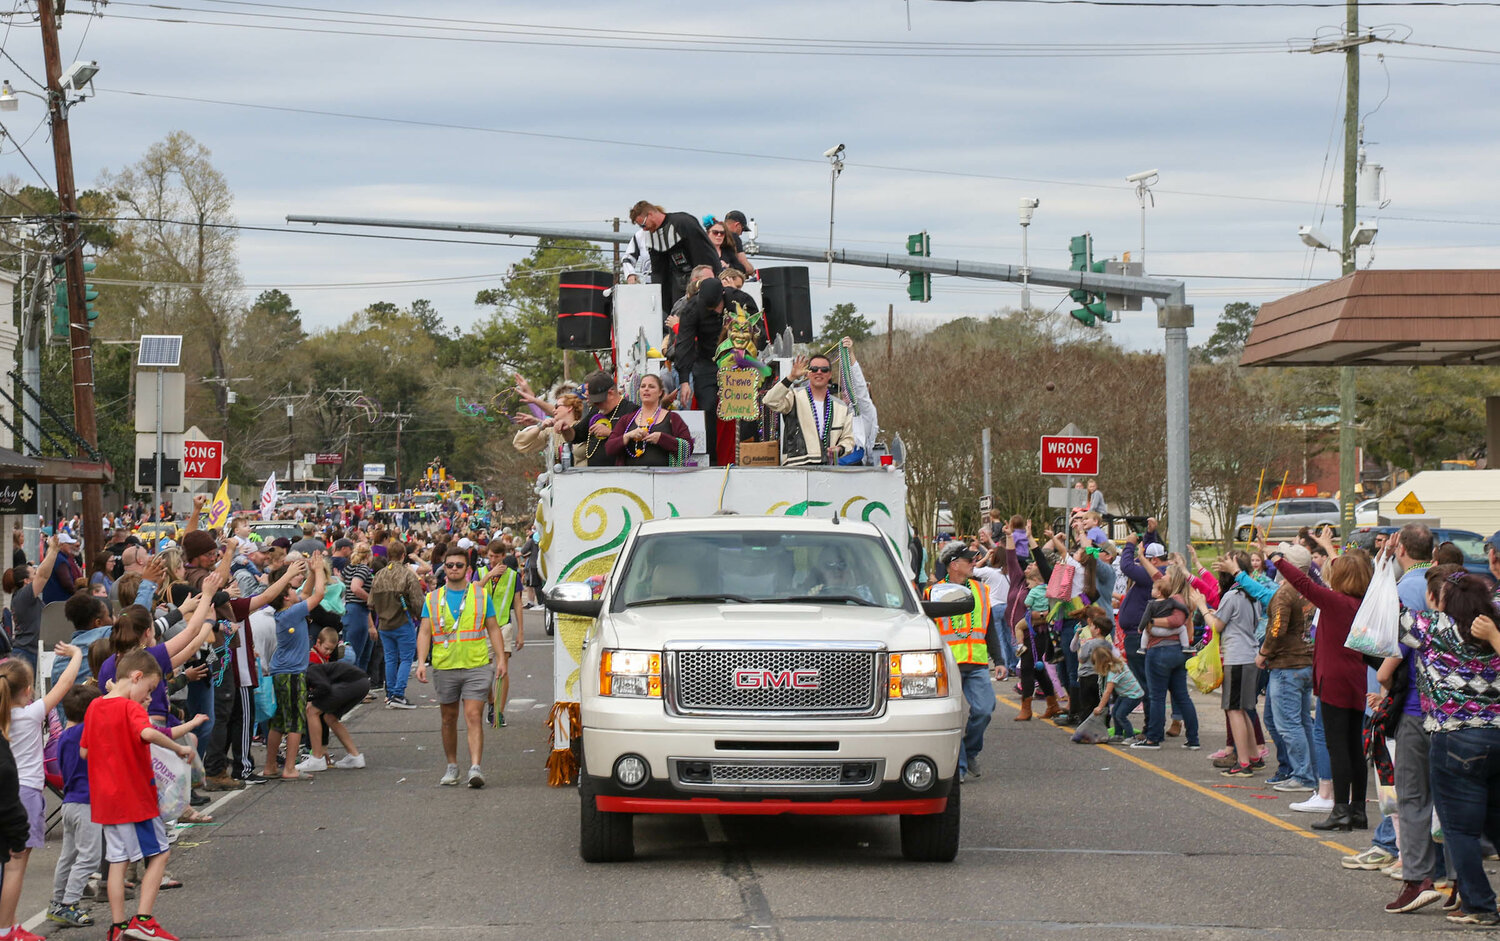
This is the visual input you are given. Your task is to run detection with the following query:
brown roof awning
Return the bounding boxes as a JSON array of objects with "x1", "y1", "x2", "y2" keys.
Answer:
[
  {"x1": 1241, "y1": 269, "x2": 1500, "y2": 367},
  {"x1": 0, "y1": 448, "x2": 114, "y2": 485}
]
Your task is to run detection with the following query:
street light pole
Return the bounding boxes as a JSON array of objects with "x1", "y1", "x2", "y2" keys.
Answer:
[{"x1": 825, "y1": 146, "x2": 845, "y2": 288}]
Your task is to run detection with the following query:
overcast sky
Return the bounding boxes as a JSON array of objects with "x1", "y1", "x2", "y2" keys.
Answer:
[{"x1": 3, "y1": 0, "x2": 1497, "y2": 350}]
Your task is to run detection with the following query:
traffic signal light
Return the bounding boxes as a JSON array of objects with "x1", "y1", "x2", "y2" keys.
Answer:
[
  {"x1": 50, "y1": 261, "x2": 98, "y2": 338},
  {"x1": 1067, "y1": 235, "x2": 1108, "y2": 327},
  {"x1": 906, "y1": 231, "x2": 931, "y2": 304}
]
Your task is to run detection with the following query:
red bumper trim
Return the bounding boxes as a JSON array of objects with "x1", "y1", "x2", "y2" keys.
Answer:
[{"x1": 595, "y1": 796, "x2": 947, "y2": 816}]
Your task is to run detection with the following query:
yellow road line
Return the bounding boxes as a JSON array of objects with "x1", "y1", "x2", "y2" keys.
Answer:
[{"x1": 995, "y1": 693, "x2": 1358, "y2": 855}]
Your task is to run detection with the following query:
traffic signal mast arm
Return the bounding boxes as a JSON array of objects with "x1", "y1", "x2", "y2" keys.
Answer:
[{"x1": 285, "y1": 215, "x2": 1185, "y2": 306}]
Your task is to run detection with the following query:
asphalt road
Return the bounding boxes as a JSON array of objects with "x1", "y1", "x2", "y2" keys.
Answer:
[{"x1": 16, "y1": 614, "x2": 1478, "y2": 939}]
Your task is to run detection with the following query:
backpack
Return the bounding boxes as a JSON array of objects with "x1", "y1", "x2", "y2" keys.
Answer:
[{"x1": 368, "y1": 565, "x2": 414, "y2": 628}]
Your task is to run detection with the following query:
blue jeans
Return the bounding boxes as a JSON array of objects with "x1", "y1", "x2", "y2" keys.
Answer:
[
  {"x1": 1057, "y1": 620, "x2": 1079, "y2": 691},
  {"x1": 186, "y1": 677, "x2": 215, "y2": 761},
  {"x1": 343, "y1": 602, "x2": 372, "y2": 671},
  {"x1": 958, "y1": 666, "x2": 996, "y2": 775},
  {"x1": 1111, "y1": 695, "x2": 1143, "y2": 739},
  {"x1": 992, "y1": 605, "x2": 1019, "y2": 672},
  {"x1": 1144, "y1": 644, "x2": 1198, "y2": 745},
  {"x1": 381, "y1": 621, "x2": 418, "y2": 700},
  {"x1": 1313, "y1": 699, "x2": 1332, "y2": 781},
  {"x1": 1268, "y1": 667, "x2": 1317, "y2": 786},
  {"x1": 1430, "y1": 727, "x2": 1500, "y2": 914}
]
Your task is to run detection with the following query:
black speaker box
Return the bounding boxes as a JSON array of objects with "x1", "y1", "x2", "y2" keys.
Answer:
[
  {"x1": 557, "y1": 270, "x2": 613, "y2": 350},
  {"x1": 759, "y1": 266, "x2": 813, "y2": 342}
]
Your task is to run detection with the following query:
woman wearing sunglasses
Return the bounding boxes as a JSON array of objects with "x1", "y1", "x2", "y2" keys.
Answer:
[{"x1": 705, "y1": 221, "x2": 739, "y2": 273}]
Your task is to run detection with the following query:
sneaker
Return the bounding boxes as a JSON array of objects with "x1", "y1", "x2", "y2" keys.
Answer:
[
  {"x1": 1386, "y1": 879, "x2": 1442, "y2": 914},
  {"x1": 201, "y1": 774, "x2": 244, "y2": 792},
  {"x1": 237, "y1": 771, "x2": 269, "y2": 785},
  {"x1": 968, "y1": 756, "x2": 981, "y2": 778},
  {"x1": 294, "y1": 754, "x2": 328, "y2": 773},
  {"x1": 487, "y1": 702, "x2": 496, "y2": 726},
  {"x1": 124, "y1": 915, "x2": 179, "y2": 941},
  {"x1": 1129, "y1": 740, "x2": 1161, "y2": 750},
  {"x1": 1181, "y1": 742, "x2": 1202, "y2": 750},
  {"x1": 1209, "y1": 747, "x2": 1233, "y2": 761},
  {"x1": 1448, "y1": 910, "x2": 1500, "y2": 927},
  {"x1": 334, "y1": 753, "x2": 366, "y2": 769},
  {"x1": 1443, "y1": 888, "x2": 1462, "y2": 912},
  {"x1": 1342, "y1": 847, "x2": 1398, "y2": 871},
  {"x1": 1265, "y1": 774, "x2": 1292, "y2": 786},
  {"x1": 1273, "y1": 779, "x2": 1316, "y2": 792},
  {"x1": 439, "y1": 764, "x2": 460, "y2": 786},
  {"x1": 1290, "y1": 795, "x2": 1335, "y2": 814},
  {"x1": 1382, "y1": 861, "x2": 1404, "y2": 880},
  {"x1": 1249, "y1": 757, "x2": 1266, "y2": 769},
  {"x1": 386, "y1": 695, "x2": 417, "y2": 710},
  {"x1": 1219, "y1": 763, "x2": 1256, "y2": 777},
  {"x1": 47, "y1": 903, "x2": 95, "y2": 927},
  {"x1": 1, "y1": 925, "x2": 46, "y2": 941},
  {"x1": 1105, "y1": 735, "x2": 1127, "y2": 744},
  {"x1": 496, "y1": 710, "x2": 506, "y2": 728},
  {"x1": 467, "y1": 765, "x2": 485, "y2": 789}
]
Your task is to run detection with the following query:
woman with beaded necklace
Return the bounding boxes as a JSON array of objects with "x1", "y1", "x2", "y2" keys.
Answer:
[{"x1": 605, "y1": 374, "x2": 691, "y2": 467}]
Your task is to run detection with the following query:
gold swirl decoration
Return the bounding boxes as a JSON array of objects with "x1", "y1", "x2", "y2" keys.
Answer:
[{"x1": 572, "y1": 486, "x2": 654, "y2": 540}]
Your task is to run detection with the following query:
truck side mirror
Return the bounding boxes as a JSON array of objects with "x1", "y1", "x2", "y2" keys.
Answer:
[
  {"x1": 543, "y1": 582, "x2": 603, "y2": 619},
  {"x1": 921, "y1": 581, "x2": 973, "y2": 619}
]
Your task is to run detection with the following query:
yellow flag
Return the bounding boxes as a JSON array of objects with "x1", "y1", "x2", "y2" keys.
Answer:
[{"x1": 206, "y1": 478, "x2": 231, "y2": 531}]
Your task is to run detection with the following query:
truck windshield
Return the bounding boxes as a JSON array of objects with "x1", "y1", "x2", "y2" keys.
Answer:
[{"x1": 612, "y1": 531, "x2": 914, "y2": 612}]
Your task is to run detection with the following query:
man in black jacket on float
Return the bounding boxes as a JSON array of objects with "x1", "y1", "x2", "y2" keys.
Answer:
[
  {"x1": 630, "y1": 200, "x2": 722, "y2": 313},
  {"x1": 672, "y1": 276, "x2": 727, "y2": 463}
]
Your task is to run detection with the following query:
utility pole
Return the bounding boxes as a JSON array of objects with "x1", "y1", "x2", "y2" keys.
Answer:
[
  {"x1": 38, "y1": 1, "x2": 104, "y2": 558},
  {"x1": 1338, "y1": 0, "x2": 1361, "y2": 536},
  {"x1": 389, "y1": 403, "x2": 413, "y2": 493},
  {"x1": 886, "y1": 303, "x2": 893, "y2": 363},
  {"x1": 611, "y1": 217, "x2": 621, "y2": 280}
]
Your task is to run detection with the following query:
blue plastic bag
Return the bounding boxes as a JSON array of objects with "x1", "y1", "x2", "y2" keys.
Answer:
[{"x1": 253, "y1": 675, "x2": 275, "y2": 725}]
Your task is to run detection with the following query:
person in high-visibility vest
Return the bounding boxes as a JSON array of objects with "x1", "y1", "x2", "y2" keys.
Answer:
[
  {"x1": 479, "y1": 540, "x2": 524, "y2": 728},
  {"x1": 416, "y1": 546, "x2": 507, "y2": 788},
  {"x1": 926, "y1": 542, "x2": 999, "y2": 783}
]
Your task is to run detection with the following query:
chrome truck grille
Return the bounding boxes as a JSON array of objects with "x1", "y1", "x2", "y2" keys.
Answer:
[
  {"x1": 664, "y1": 643, "x2": 884, "y2": 718},
  {"x1": 670, "y1": 758, "x2": 882, "y2": 791}
]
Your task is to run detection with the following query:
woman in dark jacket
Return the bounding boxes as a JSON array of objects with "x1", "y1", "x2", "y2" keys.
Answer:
[
  {"x1": 605, "y1": 375, "x2": 691, "y2": 467},
  {"x1": 1273, "y1": 548, "x2": 1372, "y2": 832}
]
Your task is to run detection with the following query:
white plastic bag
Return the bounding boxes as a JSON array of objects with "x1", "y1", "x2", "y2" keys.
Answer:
[
  {"x1": 1346, "y1": 551, "x2": 1401, "y2": 658},
  {"x1": 151, "y1": 744, "x2": 191, "y2": 821}
]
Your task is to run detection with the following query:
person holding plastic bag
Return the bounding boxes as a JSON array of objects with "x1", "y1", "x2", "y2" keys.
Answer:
[
  {"x1": 1192, "y1": 550, "x2": 1261, "y2": 778},
  {"x1": 1272, "y1": 543, "x2": 1373, "y2": 832},
  {"x1": 1404, "y1": 566, "x2": 1500, "y2": 926}
]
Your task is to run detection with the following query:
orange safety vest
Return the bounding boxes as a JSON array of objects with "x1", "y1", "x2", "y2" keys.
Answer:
[{"x1": 927, "y1": 577, "x2": 991, "y2": 666}]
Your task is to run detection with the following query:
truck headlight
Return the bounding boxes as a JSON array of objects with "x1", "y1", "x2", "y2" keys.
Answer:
[
  {"x1": 888, "y1": 651, "x2": 949, "y2": 699},
  {"x1": 600, "y1": 650, "x2": 662, "y2": 698}
]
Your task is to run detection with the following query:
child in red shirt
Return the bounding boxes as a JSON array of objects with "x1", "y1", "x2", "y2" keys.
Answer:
[{"x1": 81, "y1": 648, "x2": 202, "y2": 941}]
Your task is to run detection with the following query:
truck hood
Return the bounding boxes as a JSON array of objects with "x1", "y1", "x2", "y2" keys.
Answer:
[{"x1": 600, "y1": 603, "x2": 940, "y2": 651}]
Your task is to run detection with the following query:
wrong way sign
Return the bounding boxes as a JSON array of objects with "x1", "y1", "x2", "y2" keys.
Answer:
[
  {"x1": 1039, "y1": 435, "x2": 1099, "y2": 476},
  {"x1": 183, "y1": 439, "x2": 224, "y2": 480}
]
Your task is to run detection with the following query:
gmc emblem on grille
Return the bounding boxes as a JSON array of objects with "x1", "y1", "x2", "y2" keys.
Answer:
[{"x1": 732, "y1": 668, "x2": 820, "y2": 690}]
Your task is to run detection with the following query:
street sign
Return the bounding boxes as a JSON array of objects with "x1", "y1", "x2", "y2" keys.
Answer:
[
  {"x1": 182, "y1": 440, "x2": 224, "y2": 480},
  {"x1": 1394, "y1": 492, "x2": 1425, "y2": 515},
  {"x1": 1039, "y1": 435, "x2": 1099, "y2": 476},
  {"x1": 1048, "y1": 487, "x2": 1087, "y2": 510},
  {"x1": 363, "y1": 463, "x2": 386, "y2": 479},
  {"x1": 978, "y1": 494, "x2": 992, "y2": 513}
]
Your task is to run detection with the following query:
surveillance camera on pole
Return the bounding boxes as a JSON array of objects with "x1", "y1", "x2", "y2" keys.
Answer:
[
  {"x1": 1126, "y1": 169, "x2": 1159, "y2": 184},
  {"x1": 1299, "y1": 225, "x2": 1333, "y2": 251},
  {"x1": 823, "y1": 144, "x2": 845, "y2": 159},
  {"x1": 823, "y1": 145, "x2": 845, "y2": 286},
  {"x1": 1017, "y1": 197, "x2": 1039, "y2": 227},
  {"x1": 1018, "y1": 199, "x2": 1039, "y2": 310}
]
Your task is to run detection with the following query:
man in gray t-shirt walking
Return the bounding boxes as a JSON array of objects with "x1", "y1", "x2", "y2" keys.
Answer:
[{"x1": 1193, "y1": 549, "x2": 1262, "y2": 777}]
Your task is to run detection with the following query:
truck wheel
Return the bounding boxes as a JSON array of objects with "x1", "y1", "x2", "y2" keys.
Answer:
[
  {"x1": 899, "y1": 780, "x2": 961, "y2": 862},
  {"x1": 579, "y1": 771, "x2": 634, "y2": 862}
]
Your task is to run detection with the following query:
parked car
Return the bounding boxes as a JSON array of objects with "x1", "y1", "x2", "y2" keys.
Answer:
[
  {"x1": 244, "y1": 520, "x2": 304, "y2": 545},
  {"x1": 1234, "y1": 498, "x2": 1342, "y2": 541},
  {"x1": 1355, "y1": 497, "x2": 1380, "y2": 527},
  {"x1": 1346, "y1": 525, "x2": 1493, "y2": 583}
]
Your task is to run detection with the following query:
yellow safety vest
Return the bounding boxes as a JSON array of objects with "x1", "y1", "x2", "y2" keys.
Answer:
[
  {"x1": 427, "y1": 585, "x2": 491, "y2": 670},
  {"x1": 479, "y1": 565, "x2": 518, "y2": 626},
  {"x1": 928, "y1": 578, "x2": 991, "y2": 666}
]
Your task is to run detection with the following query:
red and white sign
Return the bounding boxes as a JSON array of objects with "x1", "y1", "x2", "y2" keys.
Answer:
[
  {"x1": 1039, "y1": 435, "x2": 1099, "y2": 476},
  {"x1": 313, "y1": 453, "x2": 344, "y2": 465},
  {"x1": 182, "y1": 439, "x2": 224, "y2": 480}
]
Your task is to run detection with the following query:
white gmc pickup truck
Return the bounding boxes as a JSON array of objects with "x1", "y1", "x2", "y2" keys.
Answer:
[{"x1": 544, "y1": 515, "x2": 972, "y2": 863}]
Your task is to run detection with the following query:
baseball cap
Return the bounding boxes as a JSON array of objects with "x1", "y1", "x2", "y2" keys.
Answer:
[
  {"x1": 1488, "y1": 530, "x2": 1500, "y2": 555},
  {"x1": 333, "y1": 537, "x2": 354, "y2": 550},
  {"x1": 1274, "y1": 541, "x2": 1313, "y2": 572},
  {"x1": 725, "y1": 210, "x2": 748, "y2": 226},
  {"x1": 1143, "y1": 543, "x2": 1167, "y2": 559},
  {"x1": 57, "y1": 533, "x2": 78, "y2": 545},
  {"x1": 697, "y1": 277, "x2": 724, "y2": 309},
  {"x1": 583, "y1": 371, "x2": 616, "y2": 405},
  {"x1": 457, "y1": 537, "x2": 474, "y2": 550},
  {"x1": 939, "y1": 543, "x2": 977, "y2": 568}
]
